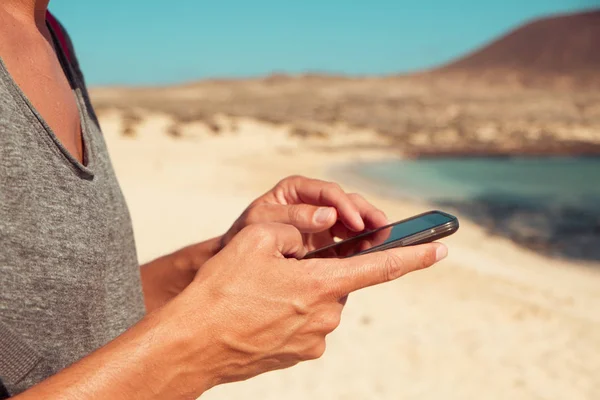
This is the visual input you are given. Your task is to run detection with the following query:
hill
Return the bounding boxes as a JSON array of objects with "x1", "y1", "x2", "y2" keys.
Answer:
[{"x1": 435, "y1": 9, "x2": 600, "y2": 89}]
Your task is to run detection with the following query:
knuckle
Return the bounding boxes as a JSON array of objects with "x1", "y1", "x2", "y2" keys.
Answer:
[
  {"x1": 241, "y1": 223, "x2": 274, "y2": 244},
  {"x1": 417, "y1": 246, "x2": 437, "y2": 270},
  {"x1": 305, "y1": 340, "x2": 327, "y2": 360},
  {"x1": 321, "y1": 312, "x2": 342, "y2": 333},
  {"x1": 327, "y1": 182, "x2": 343, "y2": 192},
  {"x1": 280, "y1": 175, "x2": 304, "y2": 186},
  {"x1": 313, "y1": 340, "x2": 327, "y2": 359},
  {"x1": 383, "y1": 252, "x2": 408, "y2": 281},
  {"x1": 321, "y1": 277, "x2": 345, "y2": 302},
  {"x1": 348, "y1": 192, "x2": 365, "y2": 202},
  {"x1": 242, "y1": 206, "x2": 262, "y2": 225},
  {"x1": 287, "y1": 205, "x2": 305, "y2": 224},
  {"x1": 322, "y1": 183, "x2": 343, "y2": 199}
]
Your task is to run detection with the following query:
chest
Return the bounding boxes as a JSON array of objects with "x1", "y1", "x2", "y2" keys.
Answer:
[
  {"x1": 0, "y1": 63, "x2": 139, "y2": 302},
  {"x1": 0, "y1": 29, "x2": 83, "y2": 162},
  {"x1": 0, "y1": 85, "x2": 145, "y2": 345}
]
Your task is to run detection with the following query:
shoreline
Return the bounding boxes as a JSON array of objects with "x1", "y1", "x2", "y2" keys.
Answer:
[
  {"x1": 332, "y1": 156, "x2": 600, "y2": 264},
  {"x1": 402, "y1": 142, "x2": 600, "y2": 159}
]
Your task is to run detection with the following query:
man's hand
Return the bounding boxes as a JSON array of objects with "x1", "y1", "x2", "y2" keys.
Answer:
[
  {"x1": 171, "y1": 223, "x2": 447, "y2": 389},
  {"x1": 14, "y1": 223, "x2": 447, "y2": 400},
  {"x1": 221, "y1": 175, "x2": 389, "y2": 252},
  {"x1": 142, "y1": 176, "x2": 388, "y2": 312}
]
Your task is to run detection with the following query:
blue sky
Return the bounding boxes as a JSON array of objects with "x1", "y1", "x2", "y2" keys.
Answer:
[{"x1": 50, "y1": 0, "x2": 598, "y2": 86}]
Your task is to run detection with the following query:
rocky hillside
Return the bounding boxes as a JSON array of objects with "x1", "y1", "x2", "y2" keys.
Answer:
[{"x1": 434, "y1": 9, "x2": 600, "y2": 89}]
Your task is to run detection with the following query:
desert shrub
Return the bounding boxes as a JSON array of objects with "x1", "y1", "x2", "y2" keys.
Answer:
[
  {"x1": 166, "y1": 123, "x2": 182, "y2": 138},
  {"x1": 121, "y1": 111, "x2": 142, "y2": 137},
  {"x1": 289, "y1": 125, "x2": 328, "y2": 139},
  {"x1": 206, "y1": 119, "x2": 221, "y2": 134}
]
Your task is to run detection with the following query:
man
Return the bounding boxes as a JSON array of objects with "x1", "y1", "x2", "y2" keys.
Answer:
[{"x1": 0, "y1": 1, "x2": 448, "y2": 398}]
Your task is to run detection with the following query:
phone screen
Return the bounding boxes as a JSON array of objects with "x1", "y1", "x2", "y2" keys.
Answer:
[{"x1": 304, "y1": 211, "x2": 455, "y2": 259}]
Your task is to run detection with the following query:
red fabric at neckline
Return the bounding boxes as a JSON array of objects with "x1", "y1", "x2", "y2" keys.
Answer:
[{"x1": 46, "y1": 11, "x2": 72, "y2": 64}]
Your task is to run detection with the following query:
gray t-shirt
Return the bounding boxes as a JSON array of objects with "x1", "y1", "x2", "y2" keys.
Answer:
[{"x1": 0, "y1": 20, "x2": 146, "y2": 396}]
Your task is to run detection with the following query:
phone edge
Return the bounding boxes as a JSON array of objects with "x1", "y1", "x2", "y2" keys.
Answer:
[
  {"x1": 303, "y1": 210, "x2": 457, "y2": 259},
  {"x1": 347, "y1": 219, "x2": 459, "y2": 257}
]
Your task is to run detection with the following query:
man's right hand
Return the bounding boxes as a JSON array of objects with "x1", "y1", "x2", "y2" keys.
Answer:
[
  {"x1": 13, "y1": 223, "x2": 446, "y2": 400},
  {"x1": 168, "y1": 222, "x2": 447, "y2": 391}
]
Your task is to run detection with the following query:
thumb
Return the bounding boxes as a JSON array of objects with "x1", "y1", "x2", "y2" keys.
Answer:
[
  {"x1": 323, "y1": 243, "x2": 447, "y2": 297},
  {"x1": 249, "y1": 204, "x2": 337, "y2": 233}
]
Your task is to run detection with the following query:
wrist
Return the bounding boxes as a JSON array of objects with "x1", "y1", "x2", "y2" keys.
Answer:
[
  {"x1": 131, "y1": 310, "x2": 214, "y2": 399},
  {"x1": 21, "y1": 304, "x2": 218, "y2": 400},
  {"x1": 153, "y1": 285, "x2": 223, "y2": 396}
]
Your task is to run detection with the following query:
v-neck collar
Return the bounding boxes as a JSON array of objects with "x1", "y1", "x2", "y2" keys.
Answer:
[{"x1": 0, "y1": 20, "x2": 95, "y2": 178}]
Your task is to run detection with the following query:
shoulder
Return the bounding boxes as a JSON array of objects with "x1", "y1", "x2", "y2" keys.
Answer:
[
  {"x1": 46, "y1": 11, "x2": 101, "y2": 125},
  {"x1": 46, "y1": 12, "x2": 83, "y2": 75}
]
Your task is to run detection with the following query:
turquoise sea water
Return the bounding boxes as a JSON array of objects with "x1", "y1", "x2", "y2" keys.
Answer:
[{"x1": 344, "y1": 157, "x2": 600, "y2": 261}]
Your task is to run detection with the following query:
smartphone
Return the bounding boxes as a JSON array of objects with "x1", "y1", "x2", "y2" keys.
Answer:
[{"x1": 303, "y1": 210, "x2": 459, "y2": 259}]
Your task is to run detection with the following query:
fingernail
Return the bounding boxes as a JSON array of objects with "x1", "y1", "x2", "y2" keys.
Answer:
[
  {"x1": 354, "y1": 215, "x2": 365, "y2": 230},
  {"x1": 435, "y1": 245, "x2": 448, "y2": 262},
  {"x1": 314, "y1": 207, "x2": 334, "y2": 224}
]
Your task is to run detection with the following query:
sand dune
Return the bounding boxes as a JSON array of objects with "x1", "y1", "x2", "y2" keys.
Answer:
[{"x1": 100, "y1": 111, "x2": 600, "y2": 400}]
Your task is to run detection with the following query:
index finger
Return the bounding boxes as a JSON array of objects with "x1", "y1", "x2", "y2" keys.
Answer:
[
  {"x1": 320, "y1": 243, "x2": 447, "y2": 297},
  {"x1": 347, "y1": 193, "x2": 388, "y2": 230},
  {"x1": 329, "y1": 193, "x2": 389, "y2": 244},
  {"x1": 283, "y1": 177, "x2": 364, "y2": 231}
]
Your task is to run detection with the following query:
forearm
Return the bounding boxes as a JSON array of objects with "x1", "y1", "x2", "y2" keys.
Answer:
[
  {"x1": 140, "y1": 236, "x2": 222, "y2": 312},
  {"x1": 11, "y1": 299, "x2": 215, "y2": 400}
]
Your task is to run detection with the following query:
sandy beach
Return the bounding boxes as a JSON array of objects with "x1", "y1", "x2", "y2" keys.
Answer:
[{"x1": 100, "y1": 111, "x2": 600, "y2": 400}]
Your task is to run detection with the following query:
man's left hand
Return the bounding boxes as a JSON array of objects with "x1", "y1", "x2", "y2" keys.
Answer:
[{"x1": 220, "y1": 175, "x2": 389, "y2": 252}]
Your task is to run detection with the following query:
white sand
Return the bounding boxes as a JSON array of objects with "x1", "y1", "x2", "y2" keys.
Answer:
[{"x1": 101, "y1": 111, "x2": 600, "y2": 400}]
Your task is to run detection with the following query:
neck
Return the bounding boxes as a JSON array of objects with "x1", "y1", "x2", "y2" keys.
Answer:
[{"x1": 0, "y1": 0, "x2": 50, "y2": 26}]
